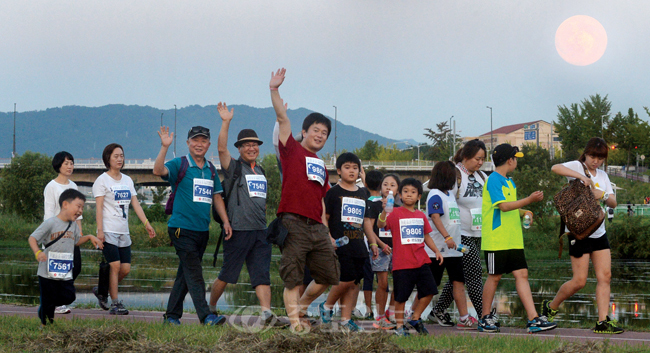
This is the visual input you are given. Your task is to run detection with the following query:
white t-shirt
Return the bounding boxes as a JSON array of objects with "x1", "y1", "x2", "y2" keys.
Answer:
[
  {"x1": 561, "y1": 160, "x2": 613, "y2": 239},
  {"x1": 92, "y1": 172, "x2": 137, "y2": 234},
  {"x1": 43, "y1": 179, "x2": 83, "y2": 221},
  {"x1": 426, "y1": 189, "x2": 462, "y2": 258},
  {"x1": 451, "y1": 166, "x2": 486, "y2": 238}
]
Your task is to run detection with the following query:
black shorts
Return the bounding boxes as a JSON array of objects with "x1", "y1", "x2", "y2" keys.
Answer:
[
  {"x1": 569, "y1": 233, "x2": 611, "y2": 258},
  {"x1": 102, "y1": 243, "x2": 132, "y2": 264},
  {"x1": 339, "y1": 254, "x2": 367, "y2": 284},
  {"x1": 362, "y1": 254, "x2": 374, "y2": 291},
  {"x1": 429, "y1": 256, "x2": 465, "y2": 285},
  {"x1": 218, "y1": 230, "x2": 272, "y2": 287},
  {"x1": 393, "y1": 264, "x2": 438, "y2": 303},
  {"x1": 484, "y1": 249, "x2": 527, "y2": 275}
]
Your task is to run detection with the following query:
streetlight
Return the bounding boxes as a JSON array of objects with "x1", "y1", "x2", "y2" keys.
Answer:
[
  {"x1": 486, "y1": 106, "x2": 493, "y2": 157},
  {"x1": 174, "y1": 104, "x2": 177, "y2": 157},
  {"x1": 13, "y1": 103, "x2": 16, "y2": 158},
  {"x1": 333, "y1": 105, "x2": 337, "y2": 156},
  {"x1": 160, "y1": 112, "x2": 164, "y2": 127},
  {"x1": 449, "y1": 115, "x2": 455, "y2": 159}
]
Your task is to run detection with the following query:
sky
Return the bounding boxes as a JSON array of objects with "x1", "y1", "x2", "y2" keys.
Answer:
[{"x1": 2, "y1": 0, "x2": 649, "y2": 142}]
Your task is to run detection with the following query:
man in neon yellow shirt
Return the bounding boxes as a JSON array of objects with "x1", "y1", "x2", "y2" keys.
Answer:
[{"x1": 478, "y1": 144, "x2": 556, "y2": 334}]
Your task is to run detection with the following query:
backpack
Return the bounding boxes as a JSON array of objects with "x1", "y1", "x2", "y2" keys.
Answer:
[
  {"x1": 553, "y1": 163, "x2": 605, "y2": 257},
  {"x1": 456, "y1": 167, "x2": 486, "y2": 198},
  {"x1": 164, "y1": 156, "x2": 218, "y2": 217}
]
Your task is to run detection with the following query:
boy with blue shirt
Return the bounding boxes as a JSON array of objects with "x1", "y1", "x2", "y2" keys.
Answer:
[
  {"x1": 153, "y1": 125, "x2": 232, "y2": 326},
  {"x1": 478, "y1": 144, "x2": 556, "y2": 334}
]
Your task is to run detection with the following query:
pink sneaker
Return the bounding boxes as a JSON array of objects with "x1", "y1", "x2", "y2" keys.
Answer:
[{"x1": 457, "y1": 315, "x2": 478, "y2": 330}]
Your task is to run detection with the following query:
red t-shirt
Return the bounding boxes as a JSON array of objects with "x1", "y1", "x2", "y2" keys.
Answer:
[
  {"x1": 385, "y1": 207, "x2": 433, "y2": 271},
  {"x1": 278, "y1": 135, "x2": 330, "y2": 223}
]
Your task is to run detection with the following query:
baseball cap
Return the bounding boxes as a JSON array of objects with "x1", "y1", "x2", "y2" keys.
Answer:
[
  {"x1": 492, "y1": 143, "x2": 524, "y2": 165},
  {"x1": 187, "y1": 126, "x2": 210, "y2": 140}
]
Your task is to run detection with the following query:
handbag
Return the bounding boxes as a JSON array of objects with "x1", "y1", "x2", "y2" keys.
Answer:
[{"x1": 553, "y1": 163, "x2": 605, "y2": 257}]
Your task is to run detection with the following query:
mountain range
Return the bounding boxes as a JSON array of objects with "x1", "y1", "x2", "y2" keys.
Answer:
[{"x1": 0, "y1": 104, "x2": 419, "y2": 159}]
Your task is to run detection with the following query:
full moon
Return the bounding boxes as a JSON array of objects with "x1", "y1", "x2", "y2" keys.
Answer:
[{"x1": 555, "y1": 15, "x2": 607, "y2": 66}]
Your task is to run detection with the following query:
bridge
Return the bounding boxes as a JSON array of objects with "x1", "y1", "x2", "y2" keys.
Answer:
[{"x1": 0, "y1": 158, "x2": 445, "y2": 186}]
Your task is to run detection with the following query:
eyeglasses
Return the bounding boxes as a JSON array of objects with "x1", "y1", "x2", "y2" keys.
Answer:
[
  {"x1": 467, "y1": 174, "x2": 481, "y2": 188},
  {"x1": 240, "y1": 142, "x2": 259, "y2": 149}
]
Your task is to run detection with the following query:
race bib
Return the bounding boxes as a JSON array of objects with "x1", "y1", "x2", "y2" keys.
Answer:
[
  {"x1": 111, "y1": 185, "x2": 132, "y2": 206},
  {"x1": 48, "y1": 251, "x2": 73, "y2": 279},
  {"x1": 305, "y1": 157, "x2": 326, "y2": 186},
  {"x1": 245, "y1": 175, "x2": 267, "y2": 198},
  {"x1": 341, "y1": 197, "x2": 365, "y2": 225},
  {"x1": 399, "y1": 218, "x2": 424, "y2": 245},
  {"x1": 193, "y1": 178, "x2": 214, "y2": 204},
  {"x1": 470, "y1": 208, "x2": 482, "y2": 231},
  {"x1": 379, "y1": 228, "x2": 392, "y2": 239},
  {"x1": 449, "y1": 201, "x2": 461, "y2": 225}
]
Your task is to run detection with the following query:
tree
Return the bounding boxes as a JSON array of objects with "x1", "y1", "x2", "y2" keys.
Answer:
[
  {"x1": 260, "y1": 153, "x2": 282, "y2": 219},
  {"x1": 353, "y1": 140, "x2": 380, "y2": 160},
  {"x1": 0, "y1": 152, "x2": 57, "y2": 220},
  {"x1": 423, "y1": 121, "x2": 462, "y2": 161},
  {"x1": 555, "y1": 94, "x2": 612, "y2": 160},
  {"x1": 607, "y1": 108, "x2": 650, "y2": 167}
]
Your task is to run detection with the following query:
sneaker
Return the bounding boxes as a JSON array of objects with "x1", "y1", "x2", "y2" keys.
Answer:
[
  {"x1": 429, "y1": 309, "x2": 455, "y2": 327},
  {"x1": 527, "y1": 316, "x2": 557, "y2": 333},
  {"x1": 163, "y1": 316, "x2": 181, "y2": 325},
  {"x1": 319, "y1": 302, "x2": 333, "y2": 324},
  {"x1": 341, "y1": 319, "x2": 364, "y2": 332},
  {"x1": 92, "y1": 287, "x2": 109, "y2": 311},
  {"x1": 406, "y1": 319, "x2": 429, "y2": 335},
  {"x1": 394, "y1": 325, "x2": 410, "y2": 337},
  {"x1": 594, "y1": 316, "x2": 624, "y2": 334},
  {"x1": 477, "y1": 313, "x2": 500, "y2": 333},
  {"x1": 109, "y1": 301, "x2": 129, "y2": 315},
  {"x1": 373, "y1": 315, "x2": 397, "y2": 330},
  {"x1": 490, "y1": 308, "x2": 501, "y2": 327},
  {"x1": 351, "y1": 308, "x2": 364, "y2": 320},
  {"x1": 457, "y1": 316, "x2": 478, "y2": 330},
  {"x1": 55, "y1": 305, "x2": 71, "y2": 314},
  {"x1": 541, "y1": 299, "x2": 558, "y2": 322},
  {"x1": 262, "y1": 310, "x2": 289, "y2": 327},
  {"x1": 385, "y1": 309, "x2": 396, "y2": 324},
  {"x1": 204, "y1": 313, "x2": 226, "y2": 326},
  {"x1": 363, "y1": 311, "x2": 374, "y2": 321},
  {"x1": 404, "y1": 309, "x2": 413, "y2": 321}
]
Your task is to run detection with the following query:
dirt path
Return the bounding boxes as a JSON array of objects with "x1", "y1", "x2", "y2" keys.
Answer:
[{"x1": 2, "y1": 304, "x2": 648, "y2": 347}]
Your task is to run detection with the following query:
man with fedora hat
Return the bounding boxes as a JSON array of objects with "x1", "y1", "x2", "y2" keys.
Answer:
[
  {"x1": 207, "y1": 102, "x2": 281, "y2": 325},
  {"x1": 153, "y1": 124, "x2": 231, "y2": 326}
]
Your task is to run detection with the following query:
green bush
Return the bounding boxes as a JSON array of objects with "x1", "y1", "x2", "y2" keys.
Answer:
[
  {"x1": 143, "y1": 203, "x2": 168, "y2": 223},
  {"x1": 608, "y1": 215, "x2": 650, "y2": 259}
]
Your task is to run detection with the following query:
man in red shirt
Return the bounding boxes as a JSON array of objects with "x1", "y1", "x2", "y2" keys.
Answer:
[{"x1": 269, "y1": 68, "x2": 340, "y2": 332}]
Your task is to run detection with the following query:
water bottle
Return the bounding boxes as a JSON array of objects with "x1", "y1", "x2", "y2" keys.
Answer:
[
  {"x1": 523, "y1": 211, "x2": 532, "y2": 229},
  {"x1": 457, "y1": 244, "x2": 469, "y2": 253},
  {"x1": 335, "y1": 236, "x2": 349, "y2": 248},
  {"x1": 385, "y1": 191, "x2": 394, "y2": 213}
]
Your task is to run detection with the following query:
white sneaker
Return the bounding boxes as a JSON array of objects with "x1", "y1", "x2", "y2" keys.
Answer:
[
  {"x1": 55, "y1": 305, "x2": 71, "y2": 314},
  {"x1": 351, "y1": 308, "x2": 364, "y2": 319},
  {"x1": 457, "y1": 315, "x2": 478, "y2": 330}
]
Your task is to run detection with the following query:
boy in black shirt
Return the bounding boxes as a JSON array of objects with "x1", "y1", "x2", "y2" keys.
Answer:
[{"x1": 319, "y1": 153, "x2": 377, "y2": 332}]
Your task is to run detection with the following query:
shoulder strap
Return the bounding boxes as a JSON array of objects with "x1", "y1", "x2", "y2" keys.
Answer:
[
  {"x1": 455, "y1": 167, "x2": 462, "y2": 198},
  {"x1": 175, "y1": 156, "x2": 190, "y2": 191},
  {"x1": 476, "y1": 170, "x2": 486, "y2": 182},
  {"x1": 44, "y1": 221, "x2": 73, "y2": 249}
]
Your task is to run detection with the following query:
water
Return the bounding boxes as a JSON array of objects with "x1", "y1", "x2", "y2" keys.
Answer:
[{"x1": 1, "y1": 247, "x2": 648, "y2": 328}]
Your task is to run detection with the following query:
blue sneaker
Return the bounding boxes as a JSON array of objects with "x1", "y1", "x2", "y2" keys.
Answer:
[
  {"x1": 394, "y1": 325, "x2": 410, "y2": 337},
  {"x1": 319, "y1": 302, "x2": 333, "y2": 324},
  {"x1": 527, "y1": 316, "x2": 557, "y2": 333},
  {"x1": 407, "y1": 319, "x2": 429, "y2": 335},
  {"x1": 341, "y1": 319, "x2": 364, "y2": 332},
  {"x1": 164, "y1": 316, "x2": 181, "y2": 325},
  {"x1": 477, "y1": 314, "x2": 500, "y2": 333},
  {"x1": 204, "y1": 313, "x2": 226, "y2": 326}
]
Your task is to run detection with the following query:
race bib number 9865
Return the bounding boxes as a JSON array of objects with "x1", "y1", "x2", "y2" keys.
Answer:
[
  {"x1": 305, "y1": 157, "x2": 326, "y2": 186},
  {"x1": 399, "y1": 218, "x2": 425, "y2": 245}
]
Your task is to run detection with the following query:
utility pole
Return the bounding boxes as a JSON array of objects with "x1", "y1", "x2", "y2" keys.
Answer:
[
  {"x1": 486, "y1": 106, "x2": 493, "y2": 156},
  {"x1": 174, "y1": 105, "x2": 177, "y2": 157},
  {"x1": 449, "y1": 115, "x2": 455, "y2": 160},
  {"x1": 160, "y1": 112, "x2": 164, "y2": 127},
  {"x1": 13, "y1": 103, "x2": 16, "y2": 158},
  {"x1": 333, "y1": 105, "x2": 337, "y2": 156}
]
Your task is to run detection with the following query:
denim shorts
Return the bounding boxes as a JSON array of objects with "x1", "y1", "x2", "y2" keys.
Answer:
[{"x1": 371, "y1": 251, "x2": 392, "y2": 272}]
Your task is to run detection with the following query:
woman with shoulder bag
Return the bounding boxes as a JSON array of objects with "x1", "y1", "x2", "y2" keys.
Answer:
[{"x1": 541, "y1": 137, "x2": 622, "y2": 334}]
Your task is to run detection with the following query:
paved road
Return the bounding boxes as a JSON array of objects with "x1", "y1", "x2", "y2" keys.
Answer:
[{"x1": 2, "y1": 304, "x2": 648, "y2": 347}]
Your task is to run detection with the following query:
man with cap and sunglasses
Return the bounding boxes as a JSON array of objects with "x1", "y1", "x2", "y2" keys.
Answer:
[
  {"x1": 153, "y1": 125, "x2": 232, "y2": 326},
  {"x1": 207, "y1": 102, "x2": 283, "y2": 326}
]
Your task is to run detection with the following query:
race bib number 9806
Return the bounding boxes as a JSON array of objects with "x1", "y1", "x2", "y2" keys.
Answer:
[
  {"x1": 399, "y1": 218, "x2": 425, "y2": 245},
  {"x1": 305, "y1": 157, "x2": 326, "y2": 186},
  {"x1": 193, "y1": 178, "x2": 214, "y2": 204},
  {"x1": 341, "y1": 197, "x2": 365, "y2": 224},
  {"x1": 48, "y1": 251, "x2": 73, "y2": 279},
  {"x1": 245, "y1": 175, "x2": 267, "y2": 198}
]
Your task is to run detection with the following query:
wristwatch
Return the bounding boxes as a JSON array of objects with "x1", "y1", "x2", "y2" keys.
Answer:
[{"x1": 601, "y1": 191, "x2": 609, "y2": 201}]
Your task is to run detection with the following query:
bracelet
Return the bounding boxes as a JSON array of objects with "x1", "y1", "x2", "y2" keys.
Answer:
[
  {"x1": 35, "y1": 250, "x2": 42, "y2": 260},
  {"x1": 144, "y1": 220, "x2": 149, "y2": 227},
  {"x1": 378, "y1": 213, "x2": 387, "y2": 222},
  {"x1": 270, "y1": 87, "x2": 278, "y2": 91},
  {"x1": 369, "y1": 243, "x2": 378, "y2": 247}
]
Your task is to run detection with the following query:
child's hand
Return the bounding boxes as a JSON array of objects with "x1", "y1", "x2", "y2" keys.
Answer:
[
  {"x1": 435, "y1": 251, "x2": 444, "y2": 265},
  {"x1": 382, "y1": 244, "x2": 392, "y2": 255},
  {"x1": 444, "y1": 237, "x2": 456, "y2": 250},
  {"x1": 90, "y1": 236, "x2": 104, "y2": 250},
  {"x1": 528, "y1": 191, "x2": 544, "y2": 203},
  {"x1": 370, "y1": 245, "x2": 379, "y2": 259}
]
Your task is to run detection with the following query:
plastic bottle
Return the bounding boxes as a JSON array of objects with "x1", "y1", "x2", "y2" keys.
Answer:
[
  {"x1": 456, "y1": 244, "x2": 470, "y2": 253},
  {"x1": 385, "y1": 191, "x2": 395, "y2": 213},
  {"x1": 523, "y1": 211, "x2": 532, "y2": 229},
  {"x1": 335, "y1": 236, "x2": 349, "y2": 248}
]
